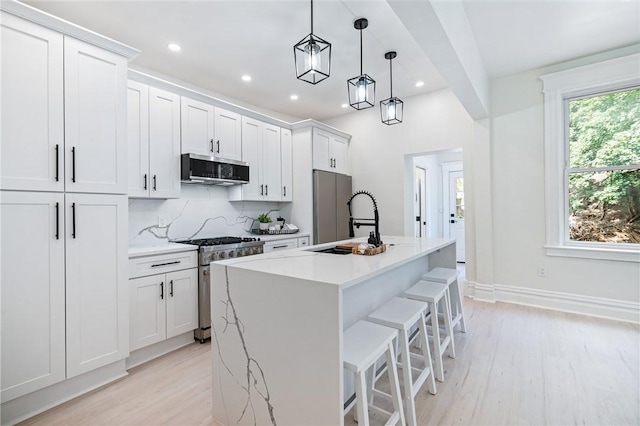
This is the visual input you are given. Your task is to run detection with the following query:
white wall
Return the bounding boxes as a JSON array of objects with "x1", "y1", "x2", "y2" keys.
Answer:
[{"x1": 491, "y1": 58, "x2": 640, "y2": 304}]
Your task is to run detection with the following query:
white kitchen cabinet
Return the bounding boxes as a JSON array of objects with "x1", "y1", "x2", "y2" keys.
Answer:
[
  {"x1": 0, "y1": 191, "x2": 66, "y2": 403},
  {"x1": 128, "y1": 83, "x2": 181, "y2": 199},
  {"x1": 64, "y1": 37, "x2": 128, "y2": 195},
  {"x1": 180, "y1": 96, "x2": 214, "y2": 156},
  {"x1": 263, "y1": 238, "x2": 298, "y2": 253},
  {"x1": 229, "y1": 117, "x2": 283, "y2": 202},
  {"x1": 148, "y1": 87, "x2": 181, "y2": 198},
  {"x1": 65, "y1": 193, "x2": 128, "y2": 378},
  {"x1": 129, "y1": 257, "x2": 197, "y2": 352},
  {"x1": 312, "y1": 128, "x2": 350, "y2": 175},
  {"x1": 297, "y1": 236, "x2": 310, "y2": 248},
  {"x1": 280, "y1": 128, "x2": 293, "y2": 202},
  {"x1": 214, "y1": 107, "x2": 242, "y2": 161},
  {"x1": 0, "y1": 13, "x2": 64, "y2": 192}
]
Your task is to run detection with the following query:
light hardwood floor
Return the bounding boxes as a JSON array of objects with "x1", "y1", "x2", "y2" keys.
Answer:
[{"x1": 22, "y1": 299, "x2": 640, "y2": 425}]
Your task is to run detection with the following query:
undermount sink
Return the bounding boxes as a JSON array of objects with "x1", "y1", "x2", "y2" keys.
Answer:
[{"x1": 309, "y1": 246, "x2": 353, "y2": 255}]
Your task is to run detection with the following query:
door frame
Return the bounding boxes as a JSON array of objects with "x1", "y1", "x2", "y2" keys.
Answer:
[{"x1": 414, "y1": 166, "x2": 428, "y2": 238}]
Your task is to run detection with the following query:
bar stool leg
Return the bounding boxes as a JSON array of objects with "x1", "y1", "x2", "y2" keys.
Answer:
[
  {"x1": 429, "y1": 300, "x2": 444, "y2": 382},
  {"x1": 451, "y1": 280, "x2": 467, "y2": 332},
  {"x1": 442, "y1": 290, "x2": 456, "y2": 359},
  {"x1": 385, "y1": 342, "x2": 406, "y2": 426},
  {"x1": 417, "y1": 311, "x2": 436, "y2": 395},
  {"x1": 399, "y1": 329, "x2": 416, "y2": 426},
  {"x1": 355, "y1": 369, "x2": 369, "y2": 426}
]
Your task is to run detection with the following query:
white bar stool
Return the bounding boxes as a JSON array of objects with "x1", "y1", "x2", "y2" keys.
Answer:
[
  {"x1": 422, "y1": 267, "x2": 467, "y2": 332},
  {"x1": 367, "y1": 297, "x2": 437, "y2": 426},
  {"x1": 343, "y1": 321, "x2": 406, "y2": 426},
  {"x1": 404, "y1": 280, "x2": 455, "y2": 382}
]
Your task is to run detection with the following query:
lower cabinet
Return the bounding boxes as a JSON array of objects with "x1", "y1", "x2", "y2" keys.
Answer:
[
  {"x1": 129, "y1": 267, "x2": 198, "y2": 352},
  {"x1": 264, "y1": 238, "x2": 298, "y2": 253}
]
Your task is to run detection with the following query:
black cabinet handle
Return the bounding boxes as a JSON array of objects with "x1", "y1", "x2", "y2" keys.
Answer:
[
  {"x1": 260, "y1": 184, "x2": 264, "y2": 196},
  {"x1": 265, "y1": 185, "x2": 268, "y2": 196},
  {"x1": 55, "y1": 144, "x2": 59, "y2": 182},
  {"x1": 283, "y1": 186, "x2": 286, "y2": 197},
  {"x1": 153, "y1": 175, "x2": 157, "y2": 191},
  {"x1": 273, "y1": 245, "x2": 288, "y2": 249},
  {"x1": 160, "y1": 282, "x2": 164, "y2": 299},
  {"x1": 71, "y1": 147, "x2": 76, "y2": 182},
  {"x1": 71, "y1": 202, "x2": 76, "y2": 239},
  {"x1": 170, "y1": 280, "x2": 174, "y2": 297},
  {"x1": 210, "y1": 139, "x2": 214, "y2": 152},
  {"x1": 55, "y1": 202, "x2": 59, "y2": 240},
  {"x1": 143, "y1": 174, "x2": 147, "y2": 190},
  {"x1": 151, "y1": 261, "x2": 180, "y2": 268},
  {"x1": 216, "y1": 140, "x2": 220, "y2": 153}
]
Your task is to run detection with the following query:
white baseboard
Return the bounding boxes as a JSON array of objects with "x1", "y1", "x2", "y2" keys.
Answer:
[
  {"x1": 126, "y1": 332, "x2": 196, "y2": 369},
  {"x1": 466, "y1": 280, "x2": 640, "y2": 324},
  {"x1": 1, "y1": 360, "x2": 127, "y2": 425}
]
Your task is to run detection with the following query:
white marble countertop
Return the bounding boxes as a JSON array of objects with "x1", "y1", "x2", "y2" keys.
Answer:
[
  {"x1": 215, "y1": 235, "x2": 455, "y2": 290},
  {"x1": 252, "y1": 232, "x2": 310, "y2": 242},
  {"x1": 128, "y1": 242, "x2": 198, "y2": 258}
]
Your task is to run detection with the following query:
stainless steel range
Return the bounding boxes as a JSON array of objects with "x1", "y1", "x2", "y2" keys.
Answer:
[{"x1": 175, "y1": 236, "x2": 264, "y2": 343}]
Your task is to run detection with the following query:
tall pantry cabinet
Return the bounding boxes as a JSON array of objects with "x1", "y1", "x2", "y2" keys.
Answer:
[{"x1": 0, "y1": 6, "x2": 137, "y2": 407}]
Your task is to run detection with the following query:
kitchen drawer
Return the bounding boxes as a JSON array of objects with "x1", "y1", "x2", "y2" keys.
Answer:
[
  {"x1": 297, "y1": 236, "x2": 310, "y2": 248},
  {"x1": 264, "y1": 238, "x2": 297, "y2": 253},
  {"x1": 129, "y1": 251, "x2": 198, "y2": 279}
]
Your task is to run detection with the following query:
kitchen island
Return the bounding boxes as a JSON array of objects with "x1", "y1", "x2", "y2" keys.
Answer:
[{"x1": 210, "y1": 236, "x2": 456, "y2": 426}]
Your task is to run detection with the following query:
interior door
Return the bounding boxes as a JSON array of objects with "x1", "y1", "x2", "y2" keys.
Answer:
[
  {"x1": 448, "y1": 170, "x2": 465, "y2": 262},
  {"x1": 414, "y1": 167, "x2": 427, "y2": 237}
]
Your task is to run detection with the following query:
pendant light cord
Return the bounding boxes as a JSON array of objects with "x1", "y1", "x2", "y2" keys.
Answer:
[
  {"x1": 389, "y1": 57, "x2": 393, "y2": 97},
  {"x1": 359, "y1": 28, "x2": 363, "y2": 76},
  {"x1": 310, "y1": 0, "x2": 314, "y2": 34}
]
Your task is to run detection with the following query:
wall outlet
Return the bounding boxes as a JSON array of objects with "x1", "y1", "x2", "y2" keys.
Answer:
[
  {"x1": 158, "y1": 215, "x2": 167, "y2": 228},
  {"x1": 538, "y1": 265, "x2": 548, "y2": 277}
]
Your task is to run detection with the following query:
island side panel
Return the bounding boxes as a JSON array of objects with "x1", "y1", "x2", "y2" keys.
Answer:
[
  {"x1": 210, "y1": 263, "x2": 343, "y2": 426},
  {"x1": 426, "y1": 242, "x2": 457, "y2": 270}
]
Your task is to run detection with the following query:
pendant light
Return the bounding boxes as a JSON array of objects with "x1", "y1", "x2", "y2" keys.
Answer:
[
  {"x1": 293, "y1": 0, "x2": 331, "y2": 84},
  {"x1": 380, "y1": 51, "x2": 403, "y2": 125},
  {"x1": 347, "y1": 18, "x2": 375, "y2": 110}
]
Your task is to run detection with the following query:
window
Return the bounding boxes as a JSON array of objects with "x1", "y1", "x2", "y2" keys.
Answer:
[{"x1": 541, "y1": 54, "x2": 640, "y2": 262}]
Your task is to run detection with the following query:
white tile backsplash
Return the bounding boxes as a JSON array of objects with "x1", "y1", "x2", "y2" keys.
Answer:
[{"x1": 128, "y1": 185, "x2": 282, "y2": 246}]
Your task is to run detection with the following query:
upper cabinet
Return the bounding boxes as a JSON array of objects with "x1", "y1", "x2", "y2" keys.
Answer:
[
  {"x1": 64, "y1": 37, "x2": 128, "y2": 194},
  {"x1": 281, "y1": 129, "x2": 293, "y2": 202},
  {"x1": 214, "y1": 107, "x2": 242, "y2": 162},
  {"x1": 312, "y1": 128, "x2": 350, "y2": 175},
  {"x1": 229, "y1": 117, "x2": 287, "y2": 202},
  {"x1": 180, "y1": 97, "x2": 242, "y2": 162},
  {"x1": 180, "y1": 97, "x2": 214, "y2": 156},
  {"x1": 1, "y1": 13, "x2": 64, "y2": 192},
  {"x1": 128, "y1": 83, "x2": 181, "y2": 199},
  {"x1": 0, "y1": 13, "x2": 128, "y2": 195}
]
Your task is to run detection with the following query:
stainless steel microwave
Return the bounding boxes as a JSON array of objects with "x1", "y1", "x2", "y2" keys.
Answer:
[{"x1": 180, "y1": 153, "x2": 250, "y2": 186}]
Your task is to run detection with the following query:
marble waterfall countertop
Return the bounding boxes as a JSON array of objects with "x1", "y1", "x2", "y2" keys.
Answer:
[{"x1": 215, "y1": 235, "x2": 455, "y2": 290}]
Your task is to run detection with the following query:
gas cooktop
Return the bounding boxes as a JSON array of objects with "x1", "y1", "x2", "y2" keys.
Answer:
[{"x1": 175, "y1": 236, "x2": 261, "y2": 247}]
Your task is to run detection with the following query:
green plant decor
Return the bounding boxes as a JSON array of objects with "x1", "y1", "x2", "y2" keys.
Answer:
[{"x1": 257, "y1": 213, "x2": 272, "y2": 224}]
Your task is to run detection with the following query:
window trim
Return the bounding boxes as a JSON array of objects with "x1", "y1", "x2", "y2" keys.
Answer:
[{"x1": 541, "y1": 53, "x2": 640, "y2": 263}]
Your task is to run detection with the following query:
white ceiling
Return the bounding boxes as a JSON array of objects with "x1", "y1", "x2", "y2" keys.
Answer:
[{"x1": 25, "y1": 0, "x2": 640, "y2": 121}]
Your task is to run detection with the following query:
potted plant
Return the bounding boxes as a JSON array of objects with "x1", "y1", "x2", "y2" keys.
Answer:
[{"x1": 257, "y1": 213, "x2": 272, "y2": 231}]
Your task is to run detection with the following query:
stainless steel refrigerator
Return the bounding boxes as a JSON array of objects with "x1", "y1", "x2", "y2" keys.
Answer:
[{"x1": 313, "y1": 170, "x2": 352, "y2": 244}]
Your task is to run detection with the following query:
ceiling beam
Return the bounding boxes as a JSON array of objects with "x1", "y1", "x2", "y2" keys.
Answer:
[{"x1": 387, "y1": 0, "x2": 490, "y2": 119}]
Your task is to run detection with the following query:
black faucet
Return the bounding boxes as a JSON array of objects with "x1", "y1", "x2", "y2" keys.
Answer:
[{"x1": 347, "y1": 190, "x2": 382, "y2": 246}]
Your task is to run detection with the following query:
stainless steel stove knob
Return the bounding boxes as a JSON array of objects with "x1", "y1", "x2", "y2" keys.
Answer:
[
  {"x1": 229, "y1": 251, "x2": 236, "y2": 258},
  {"x1": 219, "y1": 252, "x2": 226, "y2": 259}
]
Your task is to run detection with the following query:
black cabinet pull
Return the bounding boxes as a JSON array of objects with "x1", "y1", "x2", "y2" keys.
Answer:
[
  {"x1": 210, "y1": 139, "x2": 214, "y2": 152},
  {"x1": 265, "y1": 185, "x2": 268, "y2": 196},
  {"x1": 216, "y1": 140, "x2": 220, "y2": 153},
  {"x1": 273, "y1": 245, "x2": 288, "y2": 249},
  {"x1": 260, "y1": 184, "x2": 264, "y2": 196},
  {"x1": 71, "y1": 202, "x2": 76, "y2": 239},
  {"x1": 151, "y1": 261, "x2": 180, "y2": 268},
  {"x1": 143, "y1": 174, "x2": 147, "y2": 190},
  {"x1": 71, "y1": 147, "x2": 76, "y2": 182},
  {"x1": 283, "y1": 186, "x2": 286, "y2": 197},
  {"x1": 160, "y1": 282, "x2": 164, "y2": 299},
  {"x1": 55, "y1": 202, "x2": 59, "y2": 240},
  {"x1": 153, "y1": 175, "x2": 157, "y2": 191},
  {"x1": 55, "y1": 144, "x2": 59, "y2": 182},
  {"x1": 170, "y1": 280, "x2": 174, "y2": 297}
]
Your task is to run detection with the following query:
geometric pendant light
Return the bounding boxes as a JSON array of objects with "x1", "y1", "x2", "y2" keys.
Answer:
[
  {"x1": 380, "y1": 51, "x2": 403, "y2": 125},
  {"x1": 293, "y1": 0, "x2": 331, "y2": 84},
  {"x1": 347, "y1": 18, "x2": 375, "y2": 110}
]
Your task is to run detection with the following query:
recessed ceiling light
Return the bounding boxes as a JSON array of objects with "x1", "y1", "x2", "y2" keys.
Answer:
[
  {"x1": 341, "y1": 103, "x2": 348, "y2": 108},
  {"x1": 290, "y1": 94, "x2": 299, "y2": 101},
  {"x1": 241, "y1": 75, "x2": 251, "y2": 82},
  {"x1": 168, "y1": 43, "x2": 181, "y2": 52},
  {"x1": 415, "y1": 81, "x2": 425, "y2": 87}
]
